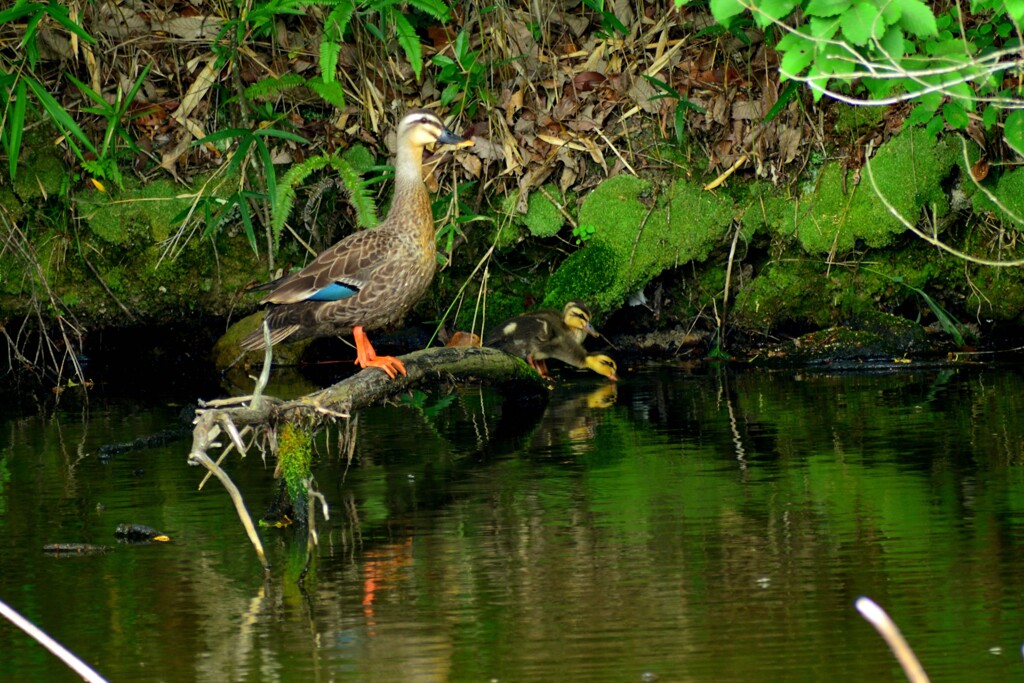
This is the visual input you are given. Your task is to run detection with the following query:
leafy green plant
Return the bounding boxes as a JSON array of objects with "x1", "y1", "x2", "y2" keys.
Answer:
[
  {"x1": 65, "y1": 65, "x2": 152, "y2": 189},
  {"x1": 583, "y1": 0, "x2": 629, "y2": 37},
  {"x1": 320, "y1": 0, "x2": 452, "y2": 82},
  {"x1": 643, "y1": 74, "x2": 706, "y2": 144},
  {"x1": 273, "y1": 153, "x2": 379, "y2": 250},
  {"x1": 688, "y1": 0, "x2": 1024, "y2": 157},
  {"x1": 432, "y1": 30, "x2": 488, "y2": 117},
  {"x1": 0, "y1": 1, "x2": 95, "y2": 181},
  {"x1": 572, "y1": 224, "x2": 596, "y2": 245},
  {"x1": 186, "y1": 126, "x2": 308, "y2": 254},
  {"x1": 435, "y1": 181, "x2": 492, "y2": 266}
]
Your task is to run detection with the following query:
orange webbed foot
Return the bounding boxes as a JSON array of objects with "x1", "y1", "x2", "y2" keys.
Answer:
[
  {"x1": 527, "y1": 356, "x2": 552, "y2": 380},
  {"x1": 352, "y1": 326, "x2": 407, "y2": 379}
]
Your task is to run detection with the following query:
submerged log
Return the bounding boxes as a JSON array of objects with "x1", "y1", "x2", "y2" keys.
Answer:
[{"x1": 187, "y1": 345, "x2": 548, "y2": 570}]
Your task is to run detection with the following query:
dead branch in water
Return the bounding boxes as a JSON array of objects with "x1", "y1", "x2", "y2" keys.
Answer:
[{"x1": 187, "y1": 346, "x2": 546, "y2": 569}]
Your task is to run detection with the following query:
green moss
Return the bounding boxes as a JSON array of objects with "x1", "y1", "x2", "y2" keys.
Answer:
[
  {"x1": 135, "y1": 180, "x2": 194, "y2": 242},
  {"x1": 342, "y1": 143, "x2": 375, "y2": 173},
  {"x1": 542, "y1": 243, "x2": 619, "y2": 311},
  {"x1": 277, "y1": 422, "x2": 312, "y2": 523},
  {"x1": 973, "y1": 167, "x2": 1024, "y2": 231},
  {"x1": 732, "y1": 261, "x2": 836, "y2": 329},
  {"x1": 834, "y1": 105, "x2": 885, "y2": 135},
  {"x1": 543, "y1": 175, "x2": 733, "y2": 313},
  {"x1": 523, "y1": 184, "x2": 565, "y2": 238},
  {"x1": 12, "y1": 152, "x2": 66, "y2": 201},
  {"x1": 784, "y1": 128, "x2": 957, "y2": 254},
  {"x1": 0, "y1": 187, "x2": 25, "y2": 224},
  {"x1": 738, "y1": 183, "x2": 787, "y2": 238}
]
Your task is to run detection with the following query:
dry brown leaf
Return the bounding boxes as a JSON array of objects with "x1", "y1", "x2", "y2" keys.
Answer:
[
  {"x1": 153, "y1": 16, "x2": 226, "y2": 40},
  {"x1": 778, "y1": 126, "x2": 803, "y2": 165},
  {"x1": 459, "y1": 152, "x2": 482, "y2": 178},
  {"x1": 732, "y1": 100, "x2": 762, "y2": 120}
]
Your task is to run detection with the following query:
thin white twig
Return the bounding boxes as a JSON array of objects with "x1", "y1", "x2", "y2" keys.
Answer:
[
  {"x1": 0, "y1": 599, "x2": 108, "y2": 683},
  {"x1": 856, "y1": 597, "x2": 930, "y2": 683}
]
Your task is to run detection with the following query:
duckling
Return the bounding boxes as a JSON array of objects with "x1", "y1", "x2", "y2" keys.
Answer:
[
  {"x1": 239, "y1": 110, "x2": 467, "y2": 378},
  {"x1": 485, "y1": 301, "x2": 617, "y2": 381}
]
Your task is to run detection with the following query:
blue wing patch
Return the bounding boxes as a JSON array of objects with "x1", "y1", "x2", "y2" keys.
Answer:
[{"x1": 307, "y1": 282, "x2": 359, "y2": 301}]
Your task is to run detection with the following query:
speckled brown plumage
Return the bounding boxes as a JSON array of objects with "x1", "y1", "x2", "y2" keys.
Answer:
[{"x1": 239, "y1": 110, "x2": 465, "y2": 363}]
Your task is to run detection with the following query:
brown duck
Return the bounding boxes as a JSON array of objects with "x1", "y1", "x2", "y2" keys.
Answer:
[
  {"x1": 485, "y1": 301, "x2": 618, "y2": 381},
  {"x1": 239, "y1": 110, "x2": 467, "y2": 378}
]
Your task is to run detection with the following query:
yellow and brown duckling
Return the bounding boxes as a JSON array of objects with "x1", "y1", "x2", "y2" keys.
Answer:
[
  {"x1": 239, "y1": 110, "x2": 468, "y2": 378},
  {"x1": 484, "y1": 301, "x2": 618, "y2": 381}
]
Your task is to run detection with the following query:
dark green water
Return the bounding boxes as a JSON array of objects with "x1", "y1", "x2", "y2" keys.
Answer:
[{"x1": 2, "y1": 363, "x2": 1024, "y2": 682}]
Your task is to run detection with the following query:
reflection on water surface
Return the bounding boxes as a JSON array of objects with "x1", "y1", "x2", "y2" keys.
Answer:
[{"x1": 2, "y1": 364, "x2": 1024, "y2": 681}]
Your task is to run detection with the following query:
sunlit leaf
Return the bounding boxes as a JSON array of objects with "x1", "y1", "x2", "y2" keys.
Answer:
[
  {"x1": 777, "y1": 32, "x2": 815, "y2": 78},
  {"x1": 895, "y1": 0, "x2": 938, "y2": 37},
  {"x1": 709, "y1": 0, "x2": 747, "y2": 25},
  {"x1": 878, "y1": 25, "x2": 905, "y2": 64},
  {"x1": 1005, "y1": 0, "x2": 1024, "y2": 22},
  {"x1": 809, "y1": 15, "x2": 842, "y2": 40},
  {"x1": 308, "y1": 76, "x2": 346, "y2": 109},
  {"x1": 804, "y1": 0, "x2": 851, "y2": 17},
  {"x1": 1004, "y1": 110, "x2": 1024, "y2": 159},
  {"x1": 925, "y1": 113, "x2": 945, "y2": 137},
  {"x1": 757, "y1": 0, "x2": 799, "y2": 23},
  {"x1": 324, "y1": 1, "x2": 355, "y2": 38},
  {"x1": 942, "y1": 101, "x2": 968, "y2": 129},
  {"x1": 840, "y1": 2, "x2": 882, "y2": 45}
]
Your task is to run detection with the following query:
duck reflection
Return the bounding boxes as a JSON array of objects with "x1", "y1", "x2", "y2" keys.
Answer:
[{"x1": 531, "y1": 383, "x2": 618, "y2": 456}]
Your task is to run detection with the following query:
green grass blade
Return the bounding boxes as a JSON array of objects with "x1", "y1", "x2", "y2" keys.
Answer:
[
  {"x1": 42, "y1": 2, "x2": 95, "y2": 43},
  {"x1": 254, "y1": 128, "x2": 308, "y2": 144},
  {"x1": 7, "y1": 80, "x2": 26, "y2": 180},
  {"x1": 24, "y1": 76, "x2": 97, "y2": 156}
]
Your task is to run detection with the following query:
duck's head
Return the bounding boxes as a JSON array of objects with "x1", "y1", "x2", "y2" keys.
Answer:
[
  {"x1": 584, "y1": 354, "x2": 618, "y2": 382},
  {"x1": 399, "y1": 109, "x2": 467, "y2": 149},
  {"x1": 563, "y1": 300, "x2": 599, "y2": 337}
]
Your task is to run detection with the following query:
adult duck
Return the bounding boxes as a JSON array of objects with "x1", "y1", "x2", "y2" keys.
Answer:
[
  {"x1": 485, "y1": 301, "x2": 617, "y2": 381},
  {"x1": 239, "y1": 110, "x2": 467, "y2": 378}
]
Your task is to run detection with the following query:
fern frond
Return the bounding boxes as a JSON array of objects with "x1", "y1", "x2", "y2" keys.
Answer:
[
  {"x1": 330, "y1": 156, "x2": 377, "y2": 229},
  {"x1": 307, "y1": 76, "x2": 346, "y2": 109},
  {"x1": 271, "y1": 154, "x2": 379, "y2": 250},
  {"x1": 244, "y1": 73, "x2": 305, "y2": 101}
]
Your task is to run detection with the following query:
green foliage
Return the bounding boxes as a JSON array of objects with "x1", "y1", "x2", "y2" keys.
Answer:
[
  {"x1": 190, "y1": 125, "x2": 308, "y2": 253},
  {"x1": 643, "y1": 74, "x2": 705, "y2": 145},
  {"x1": 273, "y1": 153, "x2": 379, "y2": 250},
  {"x1": 685, "y1": 0, "x2": 1024, "y2": 159},
  {"x1": 582, "y1": 0, "x2": 629, "y2": 37},
  {"x1": 433, "y1": 29, "x2": 488, "y2": 116},
  {"x1": 572, "y1": 224, "x2": 596, "y2": 244},
  {"x1": 0, "y1": 2, "x2": 99, "y2": 182},
  {"x1": 320, "y1": 0, "x2": 452, "y2": 83}
]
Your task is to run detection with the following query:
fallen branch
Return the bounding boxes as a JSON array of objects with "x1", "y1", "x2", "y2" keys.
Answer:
[{"x1": 188, "y1": 346, "x2": 547, "y2": 568}]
